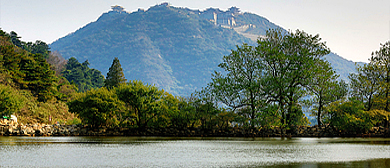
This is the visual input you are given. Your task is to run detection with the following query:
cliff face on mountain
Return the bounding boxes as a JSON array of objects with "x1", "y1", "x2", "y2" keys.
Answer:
[{"x1": 50, "y1": 4, "x2": 359, "y2": 96}]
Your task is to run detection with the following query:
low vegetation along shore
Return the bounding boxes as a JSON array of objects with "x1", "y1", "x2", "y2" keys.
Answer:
[
  {"x1": 2, "y1": 29, "x2": 390, "y2": 136},
  {"x1": 1, "y1": 119, "x2": 389, "y2": 137}
]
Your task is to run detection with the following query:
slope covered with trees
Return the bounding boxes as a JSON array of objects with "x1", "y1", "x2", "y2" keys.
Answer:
[
  {"x1": 50, "y1": 5, "x2": 265, "y2": 95},
  {"x1": 0, "y1": 29, "x2": 80, "y2": 124},
  {"x1": 50, "y1": 4, "x2": 360, "y2": 96}
]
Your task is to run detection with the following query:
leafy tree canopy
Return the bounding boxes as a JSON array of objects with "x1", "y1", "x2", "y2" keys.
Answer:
[
  {"x1": 208, "y1": 43, "x2": 264, "y2": 127},
  {"x1": 206, "y1": 29, "x2": 332, "y2": 128},
  {"x1": 115, "y1": 80, "x2": 163, "y2": 129},
  {"x1": 68, "y1": 87, "x2": 123, "y2": 127},
  {"x1": 62, "y1": 57, "x2": 105, "y2": 92}
]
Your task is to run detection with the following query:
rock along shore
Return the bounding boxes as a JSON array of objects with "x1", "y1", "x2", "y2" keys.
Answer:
[{"x1": 1, "y1": 119, "x2": 389, "y2": 137}]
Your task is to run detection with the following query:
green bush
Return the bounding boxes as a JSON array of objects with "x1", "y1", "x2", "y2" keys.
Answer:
[
  {"x1": 0, "y1": 84, "x2": 28, "y2": 117},
  {"x1": 256, "y1": 104, "x2": 282, "y2": 128},
  {"x1": 66, "y1": 118, "x2": 82, "y2": 125},
  {"x1": 327, "y1": 99, "x2": 373, "y2": 133},
  {"x1": 68, "y1": 88, "x2": 124, "y2": 127}
]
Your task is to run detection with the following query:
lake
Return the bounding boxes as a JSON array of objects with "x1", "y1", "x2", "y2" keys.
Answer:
[{"x1": 1, "y1": 136, "x2": 390, "y2": 167}]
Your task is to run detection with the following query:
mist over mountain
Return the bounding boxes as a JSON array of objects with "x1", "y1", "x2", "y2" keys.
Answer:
[{"x1": 50, "y1": 3, "x2": 359, "y2": 96}]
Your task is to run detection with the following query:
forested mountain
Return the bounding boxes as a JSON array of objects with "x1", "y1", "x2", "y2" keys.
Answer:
[{"x1": 50, "y1": 3, "x2": 360, "y2": 96}]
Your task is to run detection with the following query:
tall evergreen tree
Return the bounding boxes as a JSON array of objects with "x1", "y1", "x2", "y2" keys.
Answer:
[
  {"x1": 104, "y1": 57, "x2": 126, "y2": 89},
  {"x1": 21, "y1": 53, "x2": 58, "y2": 101}
]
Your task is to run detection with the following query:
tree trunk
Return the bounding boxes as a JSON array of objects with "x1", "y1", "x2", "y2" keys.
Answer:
[
  {"x1": 317, "y1": 94, "x2": 323, "y2": 127},
  {"x1": 386, "y1": 72, "x2": 390, "y2": 112},
  {"x1": 317, "y1": 105, "x2": 322, "y2": 127},
  {"x1": 250, "y1": 90, "x2": 255, "y2": 128}
]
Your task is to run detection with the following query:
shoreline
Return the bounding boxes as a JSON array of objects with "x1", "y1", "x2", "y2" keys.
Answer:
[{"x1": 1, "y1": 121, "x2": 389, "y2": 138}]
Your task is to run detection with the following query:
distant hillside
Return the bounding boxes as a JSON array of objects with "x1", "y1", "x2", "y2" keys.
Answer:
[
  {"x1": 323, "y1": 53, "x2": 364, "y2": 81},
  {"x1": 50, "y1": 3, "x2": 358, "y2": 95}
]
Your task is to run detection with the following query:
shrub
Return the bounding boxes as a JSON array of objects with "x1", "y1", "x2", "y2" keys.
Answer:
[
  {"x1": 68, "y1": 87, "x2": 124, "y2": 127},
  {"x1": 327, "y1": 99, "x2": 373, "y2": 133},
  {"x1": 0, "y1": 84, "x2": 27, "y2": 117}
]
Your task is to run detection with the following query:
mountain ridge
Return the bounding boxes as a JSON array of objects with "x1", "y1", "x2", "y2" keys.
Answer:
[{"x1": 50, "y1": 4, "x2": 360, "y2": 95}]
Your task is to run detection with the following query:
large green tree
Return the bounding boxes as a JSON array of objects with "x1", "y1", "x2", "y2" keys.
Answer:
[
  {"x1": 21, "y1": 53, "x2": 58, "y2": 101},
  {"x1": 349, "y1": 63, "x2": 381, "y2": 111},
  {"x1": 348, "y1": 41, "x2": 390, "y2": 127},
  {"x1": 104, "y1": 57, "x2": 126, "y2": 89},
  {"x1": 115, "y1": 80, "x2": 164, "y2": 129},
  {"x1": 191, "y1": 88, "x2": 222, "y2": 129},
  {"x1": 163, "y1": 96, "x2": 198, "y2": 128},
  {"x1": 257, "y1": 29, "x2": 330, "y2": 127},
  {"x1": 369, "y1": 41, "x2": 390, "y2": 112},
  {"x1": 68, "y1": 87, "x2": 123, "y2": 127},
  {"x1": 0, "y1": 45, "x2": 26, "y2": 86},
  {"x1": 9, "y1": 31, "x2": 50, "y2": 59},
  {"x1": 307, "y1": 60, "x2": 347, "y2": 126},
  {"x1": 208, "y1": 43, "x2": 264, "y2": 127}
]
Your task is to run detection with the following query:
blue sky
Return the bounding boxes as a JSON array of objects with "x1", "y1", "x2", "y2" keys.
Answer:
[{"x1": 1, "y1": 0, "x2": 389, "y2": 62}]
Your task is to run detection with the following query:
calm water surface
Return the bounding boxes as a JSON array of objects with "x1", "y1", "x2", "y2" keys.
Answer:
[{"x1": 1, "y1": 136, "x2": 390, "y2": 167}]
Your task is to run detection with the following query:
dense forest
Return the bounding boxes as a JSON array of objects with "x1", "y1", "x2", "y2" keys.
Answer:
[
  {"x1": 0, "y1": 29, "x2": 78, "y2": 124},
  {"x1": 1, "y1": 28, "x2": 390, "y2": 134}
]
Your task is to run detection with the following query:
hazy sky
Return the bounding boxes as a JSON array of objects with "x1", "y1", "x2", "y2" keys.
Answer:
[{"x1": 1, "y1": 0, "x2": 389, "y2": 62}]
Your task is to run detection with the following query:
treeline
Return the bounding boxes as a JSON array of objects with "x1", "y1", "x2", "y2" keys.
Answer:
[
  {"x1": 205, "y1": 29, "x2": 390, "y2": 133},
  {"x1": 67, "y1": 29, "x2": 390, "y2": 134},
  {"x1": 2, "y1": 28, "x2": 390, "y2": 135}
]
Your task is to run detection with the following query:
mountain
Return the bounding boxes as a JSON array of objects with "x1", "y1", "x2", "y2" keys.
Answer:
[
  {"x1": 323, "y1": 53, "x2": 364, "y2": 81},
  {"x1": 50, "y1": 3, "x2": 359, "y2": 96}
]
